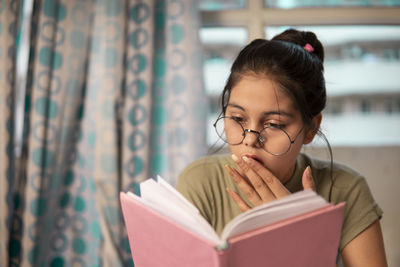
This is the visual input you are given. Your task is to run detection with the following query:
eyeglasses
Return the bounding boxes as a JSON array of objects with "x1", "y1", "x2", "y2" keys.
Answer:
[{"x1": 213, "y1": 116, "x2": 303, "y2": 156}]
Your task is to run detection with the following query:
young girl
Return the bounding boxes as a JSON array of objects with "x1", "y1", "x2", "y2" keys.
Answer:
[{"x1": 177, "y1": 29, "x2": 387, "y2": 266}]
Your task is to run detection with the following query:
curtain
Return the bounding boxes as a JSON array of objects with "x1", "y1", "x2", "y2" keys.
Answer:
[
  {"x1": 0, "y1": 0, "x2": 207, "y2": 266},
  {"x1": 0, "y1": 0, "x2": 20, "y2": 265}
]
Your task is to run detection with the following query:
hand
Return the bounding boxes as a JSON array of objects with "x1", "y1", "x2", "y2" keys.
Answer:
[{"x1": 225, "y1": 154, "x2": 315, "y2": 212}]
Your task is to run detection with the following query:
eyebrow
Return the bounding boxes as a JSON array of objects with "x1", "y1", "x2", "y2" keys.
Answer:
[{"x1": 227, "y1": 103, "x2": 294, "y2": 118}]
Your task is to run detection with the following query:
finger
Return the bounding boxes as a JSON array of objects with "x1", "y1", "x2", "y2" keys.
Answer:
[
  {"x1": 226, "y1": 188, "x2": 251, "y2": 212},
  {"x1": 232, "y1": 154, "x2": 276, "y2": 202},
  {"x1": 240, "y1": 155, "x2": 290, "y2": 199},
  {"x1": 302, "y1": 166, "x2": 316, "y2": 191},
  {"x1": 225, "y1": 165, "x2": 263, "y2": 206},
  {"x1": 229, "y1": 160, "x2": 251, "y2": 185}
]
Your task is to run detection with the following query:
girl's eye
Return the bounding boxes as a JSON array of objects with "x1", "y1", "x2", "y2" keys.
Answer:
[
  {"x1": 230, "y1": 116, "x2": 248, "y2": 126},
  {"x1": 231, "y1": 116, "x2": 245, "y2": 123},
  {"x1": 265, "y1": 122, "x2": 284, "y2": 129}
]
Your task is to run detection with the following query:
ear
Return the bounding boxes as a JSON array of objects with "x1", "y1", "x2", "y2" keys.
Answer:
[{"x1": 303, "y1": 113, "x2": 322, "y2": 145}]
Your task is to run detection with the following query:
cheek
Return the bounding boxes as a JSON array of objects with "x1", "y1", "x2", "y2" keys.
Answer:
[
  {"x1": 265, "y1": 157, "x2": 286, "y2": 174},
  {"x1": 267, "y1": 152, "x2": 298, "y2": 182},
  {"x1": 274, "y1": 140, "x2": 303, "y2": 178},
  {"x1": 248, "y1": 149, "x2": 301, "y2": 182}
]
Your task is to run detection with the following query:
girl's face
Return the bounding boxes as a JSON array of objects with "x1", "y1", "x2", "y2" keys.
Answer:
[{"x1": 226, "y1": 74, "x2": 315, "y2": 184}]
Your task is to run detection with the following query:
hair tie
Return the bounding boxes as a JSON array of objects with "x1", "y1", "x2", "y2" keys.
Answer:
[{"x1": 303, "y1": 43, "x2": 314, "y2": 53}]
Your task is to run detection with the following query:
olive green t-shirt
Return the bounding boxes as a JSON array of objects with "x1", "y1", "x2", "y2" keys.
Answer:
[{"x1": 176, "y1": 153, "x2": 383, "y2": 251}]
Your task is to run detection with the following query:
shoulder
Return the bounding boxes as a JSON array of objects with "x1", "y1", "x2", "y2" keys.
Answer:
[
  {"x1": 301, "y1": 153, "x2": 365, "y2": 190},
  {"x1": 177, "y1": 154, "x2": 233, "y2": 190},
  {"x1": 299, "y1": 154, "x2": 373, "y2": 204},
  {"x1": 299, "y1": 154, "x2": 382, "y2": 250},
  {"x1": 303, "y1": 153, "x2": 361, "y2": 178},
  {"x1": 180, "y1": 154, "x2": 231, "y2": 173}
]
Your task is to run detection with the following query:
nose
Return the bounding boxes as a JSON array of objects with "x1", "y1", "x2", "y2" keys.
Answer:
[{"x1": 243, "y1": 129, "x2": 261, "y2": 147}]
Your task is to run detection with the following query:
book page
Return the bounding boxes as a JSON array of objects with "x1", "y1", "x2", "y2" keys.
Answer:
[
  {"x1": 221, "y1": 190, "x2": 329, "y2": 240},
  {"x1": 156, "y1": 175, "x2": 200, "y2": 215},
  {"x1": 138, "y1": 178, "x2": 221, "y2": 244}
]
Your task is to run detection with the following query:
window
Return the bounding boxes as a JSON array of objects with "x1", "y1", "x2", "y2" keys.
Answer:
[
  {"x1": 200, "y1": 27, "x2": 247, "y2": 147},
  {"x1": 361, "y1": 99, "x2": 372, "y2": 113},
  {"x1": 267, "y1": 25, "x2": 400, "y2": 145},
  {"x1": 199, "y1": 0, "x2": 400, "y2": 146},
  {"x1": 199, "y1": 0, "x2": 246, "y2": 10},
  {"x1": 265, "y1": 0, "x2": 400, "y2": 8}
]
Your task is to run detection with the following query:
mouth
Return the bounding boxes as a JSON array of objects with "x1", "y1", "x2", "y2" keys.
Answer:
[{"x1": 244, "y1": 154, "x2": 263, "y2": 165}]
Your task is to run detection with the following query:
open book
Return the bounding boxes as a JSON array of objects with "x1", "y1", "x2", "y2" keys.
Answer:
[{"x1": 120, "y1": 176, "x2": 345, "y2": 267}]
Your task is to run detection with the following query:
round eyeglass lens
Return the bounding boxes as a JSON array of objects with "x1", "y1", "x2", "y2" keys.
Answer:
[
  {"x1": 259, "y1": 127, "x2": 292, "y2": 155},
  {"x1": 214, "y1": 117, "x2": 244, "y2": 145}
]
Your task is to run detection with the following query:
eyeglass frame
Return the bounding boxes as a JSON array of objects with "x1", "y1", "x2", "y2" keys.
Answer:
[{"x1": 213, "y1": 116, "x2": 304, "y2": 156}]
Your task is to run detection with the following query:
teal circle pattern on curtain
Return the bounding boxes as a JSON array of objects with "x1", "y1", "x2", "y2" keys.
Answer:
[{"x1": 4, "y1": 0, "x2": 207, "y2": 266}]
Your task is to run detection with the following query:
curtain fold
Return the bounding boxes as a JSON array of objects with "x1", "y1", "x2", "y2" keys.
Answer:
[
  {"x1": 1, "y1": 0, "x2": 207, "y2": 265},
  {"x1": 0, "y1": 0, "x2": 20, "y2": 265}
]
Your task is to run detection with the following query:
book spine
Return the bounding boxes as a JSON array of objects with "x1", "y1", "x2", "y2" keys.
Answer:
[{"x1": 213, "y1": 243, "x2": 230, "y2": 267}]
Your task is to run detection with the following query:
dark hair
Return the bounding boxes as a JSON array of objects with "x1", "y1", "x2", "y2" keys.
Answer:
[
  {"x1": 218, "y1": 28, "x2": 334, "y2": 201},
  {"x1": 221, "y1": 28, "x2": 326, "y2": 130}
]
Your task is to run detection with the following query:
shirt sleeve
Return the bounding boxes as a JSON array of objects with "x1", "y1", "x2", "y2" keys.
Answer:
[{"x1": 336, "y1": 175, "x2": 383, "y2": 251}]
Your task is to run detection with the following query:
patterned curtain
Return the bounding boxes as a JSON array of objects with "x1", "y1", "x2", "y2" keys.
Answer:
[
  {"x1": 0, "y1": 0, "x2": 207, "y2": 266},
  {"x1": 0, "y1": 0, "x2": 20, "y2": 264}
]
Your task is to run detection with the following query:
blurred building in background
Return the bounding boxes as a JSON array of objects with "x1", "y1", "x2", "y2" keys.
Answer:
[{"x1": 199, "y1": 1, "x2": 400, "y2": 147}]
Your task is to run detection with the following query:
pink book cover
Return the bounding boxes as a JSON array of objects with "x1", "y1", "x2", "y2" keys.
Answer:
[
  {"x1": 120, "y1": 192, "x2": 220, "y2": 267},
  {"x1": 120, "y1": 192, "x2": 345, "y2": 267},
  {"x1": 223, "y1": 202, "x2": 345, "y2": 267}
]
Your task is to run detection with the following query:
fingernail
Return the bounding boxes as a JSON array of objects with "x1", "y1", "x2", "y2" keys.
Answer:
[
  {"x1": 226, "y1": 165, "x2": 239, "y2": 182},
  {"x1": 242, "y1": 156, "x2": 250, "y2": 163},
  {"x1": 306, "y1": 166, "x2": 312, "y2": 179},
  {"x1": 226, "y1": 187, "x2": 237, "y2": 198},
  {"x1": 231, "y1": 154, "x2": 239, "y2": 162},
  {"x1": 224, "y1": 165, "x2": 233, "y2": 176}
]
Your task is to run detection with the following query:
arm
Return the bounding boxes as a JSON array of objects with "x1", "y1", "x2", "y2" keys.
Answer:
[{"x1": 341, "y1": 220, "x2": 387, "y2": 267}]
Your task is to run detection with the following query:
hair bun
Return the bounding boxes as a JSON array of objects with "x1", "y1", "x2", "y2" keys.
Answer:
[{"x1": 271, "y1": 28, "x2": 324, "y2": 62}]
